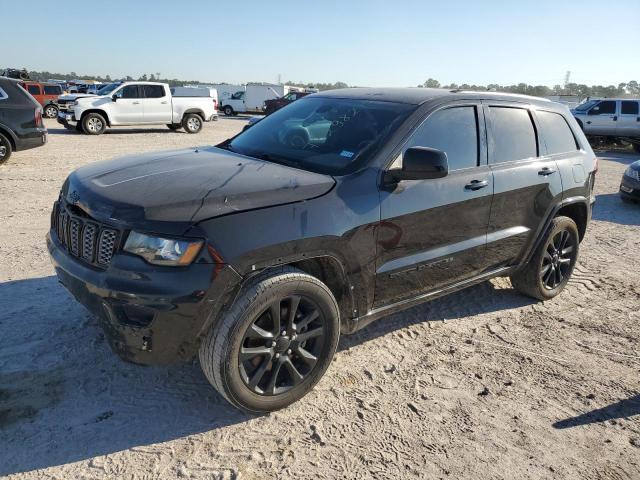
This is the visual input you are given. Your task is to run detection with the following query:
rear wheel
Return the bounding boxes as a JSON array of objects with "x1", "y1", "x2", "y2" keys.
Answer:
[
  {"x1": 167, "y1": 123, "x2": 182, "y2": 131},
  {"x1": 44, "y1": 104, "x2": 58, "y2": 119},
  {"x1": 199, "y1": 267, "x2": 340, "y2": 413},
  {"x1": 182, "y1": 114, "x2": 203, "y2": 134},
  {"x1": 82, "y1": 113, "x2": 107, "y2": 135},
  {"x1": 0, "y1": 133, "x2": 12, "y2": 164},
  {"x1": 510, "y1": 216, "x2": 579, "y2": 301}
]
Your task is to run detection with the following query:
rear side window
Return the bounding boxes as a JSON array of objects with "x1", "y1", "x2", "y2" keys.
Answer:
[
  {"x1": 489, "y1": 107, "x2": 537, "y2": 163},
  {"x1": 590, "y1": 100, "x2": 616, "y2": 115},
  {"x1": 44, "y1": 85, "x2": 62, "y2": 95},
  {"x1": 143, "y1": 85, "x2": 165, "y2": 98},
  {"x1": 27, "y1": 84, "x2": 41, "y2": 95},
  {"x1": 405, "y1": 106, "x2": 479, "y2": 171},
  {"x1": 536, "y1": 111, "x2": 578, "y2": 154},
  {"x1": 621, "y1": 101, "x2": 639, "y2": 115}
]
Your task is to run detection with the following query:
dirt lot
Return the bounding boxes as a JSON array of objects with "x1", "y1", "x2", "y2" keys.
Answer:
[{"x1": 1, "y1": 118, "x2": 639, "y2": 479}]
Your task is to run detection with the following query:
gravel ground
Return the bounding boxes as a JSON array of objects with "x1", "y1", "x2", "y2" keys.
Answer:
[{"x1": 1, "y1": 118, "x2": 639, "y2": 479}]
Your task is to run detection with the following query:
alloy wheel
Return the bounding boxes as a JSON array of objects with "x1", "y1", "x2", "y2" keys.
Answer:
[
  {"x1": 541, "y1": 229, "x2": 575, "y2": 290},
  {"x1": 187, "y1": 117, "x2": 201, "y2": 131},
  {"x1": 45, "y1": 106, "x2": 57, "y2": 118},
  {"x1": 87, "y1": 117, "x2": 103, "y2": 133},
  {"x1": 239, "y1": 295, "x2": 325, "y2": 396},
  {"x1": 0, "y1": 145, "x2": 6, "y2": 160}
]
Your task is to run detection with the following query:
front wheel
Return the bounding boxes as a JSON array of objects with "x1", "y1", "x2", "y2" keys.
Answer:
[
  {"x1": 182, "y1": 113, "x2": 203, "y2": 134},
  {"x1": 82, "y1": 113, "x2": 107, "y2": 135},
  {"x1": 0, "y1": 133, "x2": 12, "y2": 164},
  {"x1": 510, "y1": 216, "x2": 579, "y2": 301},
  {"x1": 44, "y1": 104, "x2": 58, "y2": 119},
  {"x1": 199, "y1": 267, "x2": 340, "y2": 413}
]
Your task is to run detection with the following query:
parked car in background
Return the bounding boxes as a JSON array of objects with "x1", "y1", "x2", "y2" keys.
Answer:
[
  {"x1": 620, "y1": 159, "x2": 640, "y2": 202},
  {"x1": 264, "y1": 90, "x2": 314, "y2": 115},
  {"x1": 571, "y1": 98, "x2": 640, "y2": 153},
  {"x1": 57, "y1": 81, "x2": 217, "y2": 134},
  {"x1": 48, "y1": 88, "x2": 596, "y2": 413},
  {"x1": 85, "y1": 84, "x2": 104, "y2": 95},
  {"x1": 19, "y1": 81, "x2": 64, "y2": 118},
  {"x1": 56, "y1": 82, "x2": 122, "y2": 114},
  {"x1": 0, "y1": 77, "x2": 47, "y2": 164},
  {"x1": 219, "y1": 84, "x2": 298, "y2": 116}
]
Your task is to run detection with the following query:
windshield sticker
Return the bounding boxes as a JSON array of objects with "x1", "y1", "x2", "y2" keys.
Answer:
[{"x1": 340, "y1": 150, "x2": 355, "y2": 158}]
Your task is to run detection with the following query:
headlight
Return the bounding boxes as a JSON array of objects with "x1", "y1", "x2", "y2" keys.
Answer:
[
  {"x1": 624, "y1": 167, "x2": 639, "y2": 181},
  {"x1": 123, "y1": 231, "x2": 203, "y2": 266}
]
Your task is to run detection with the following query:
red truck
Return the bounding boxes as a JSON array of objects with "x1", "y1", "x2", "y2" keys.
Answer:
[{"x1": 20, "y1": 82, "x2": 63, "y2": 118}]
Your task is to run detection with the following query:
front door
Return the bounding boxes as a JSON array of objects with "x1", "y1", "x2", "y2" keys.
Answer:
[
  {"x1": 375, "y1": 102, "x2": 493, "y2": 308},
  {"x1": 111, "y1": 84, "x2": 144, "y2": 124},
  {"x1": 585, "y1": 100, "x2": 618, "y2": 135},
  {"x1": 483, "y1": 103, "x2": 563, "y2": 269},
  {"x1": 142, "y1": 84, "x2": 172, "y2": 123},
  {"x1": 617, "y1": 100, "x2": 640, "y2": 136}
]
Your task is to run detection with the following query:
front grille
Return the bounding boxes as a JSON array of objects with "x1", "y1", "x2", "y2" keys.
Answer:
[{"x1": 51, "y1": 201, "x2": 120, "y2": 269}]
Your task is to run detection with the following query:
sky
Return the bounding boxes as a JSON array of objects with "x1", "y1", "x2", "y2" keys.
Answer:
[{"x1": 2, "y1": 0, "x2": 638, "y2": 87}]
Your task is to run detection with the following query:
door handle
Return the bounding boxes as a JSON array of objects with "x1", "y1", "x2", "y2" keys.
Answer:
[
  {"x1": 538, "y1": 167, "x2": 556, "y2": 176},
  {"x1": 613, "y1": 116, "x2": 618, "y2": 121},
  {"x1": 465, "y1": 179, "x2": 489, "y2": 190},
  {"x1": 132, "y1": 101, "x2": 140, "y2": 105},
  {"x1": 586, "y1": 120, "x2": 592, "y2": 124},
  {"x1": 161, "y1": 101, "x2": 168, "y2": 104}
]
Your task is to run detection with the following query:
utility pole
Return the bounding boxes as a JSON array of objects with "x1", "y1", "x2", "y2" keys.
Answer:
[{"x1": 563, "y1": 71, "x2": 571, "y2": 94}]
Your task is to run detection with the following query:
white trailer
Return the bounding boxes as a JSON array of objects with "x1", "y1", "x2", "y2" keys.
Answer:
[{"x1": 218, "y1": 83, "x2": 297, "y2": 115}]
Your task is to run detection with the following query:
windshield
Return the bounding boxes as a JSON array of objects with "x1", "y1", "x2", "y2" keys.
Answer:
[
  {"x1": 227, "y1": 97, "x2": 415, "y2": 175},
  {"x1": 574, "y1": 100, "x2": 598, "y2": 111},
  {"x1": 97, "y1": 83, "x2": 120, "y2": 96}
]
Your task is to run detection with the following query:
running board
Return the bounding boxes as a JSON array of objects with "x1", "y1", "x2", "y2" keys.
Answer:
[{"x1": 353, "y1": 266, "x2": 514, "y2": 332}]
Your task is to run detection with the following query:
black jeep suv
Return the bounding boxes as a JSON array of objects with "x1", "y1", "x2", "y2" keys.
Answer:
[
  {"x1": 47, "y1": 88, "x2": 596, "y2": 413},
  {"x1": 0, "y1": 77, "x2": 47, "y2": 164}
]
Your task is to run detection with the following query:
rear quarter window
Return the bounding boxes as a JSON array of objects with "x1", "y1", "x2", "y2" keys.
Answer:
[
  {"x1": 489, "y1": 106, "x2": 537, "y2": 163},
  {"x1": 536, "y1": 111, "x2": 578, "y2": 154}
]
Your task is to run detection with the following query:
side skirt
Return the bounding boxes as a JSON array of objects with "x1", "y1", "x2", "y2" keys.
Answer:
[{"x1": 352, "y1": 266, "x2": 514, "y2": 332}]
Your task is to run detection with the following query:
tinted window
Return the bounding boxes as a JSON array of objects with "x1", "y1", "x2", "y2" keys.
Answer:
[
  {"x1": 405, "y1": 106, "x2": 478, "y2": 170},
  {"x1": 591, "y1": 100, "x2": 616, "y2": 115},
  {"x1": 489, "y1": 107, "x2": 537, "y2": 163},
  {"x1": 27, "y1": 84, "x2": 40, "y2": 95},
  {"x1": 143, "y1": 85, "x2": 165, "y2": 98},
  {"x1": 228, "y1": 97, "x2": 414, "y2": 175},
  {"x1": 44, "y1": 85, "x2": 62, "y2": 95},
  {"x1": 621, "y1": 101, "x2": 639, "y2": 115},
  {"x1": 116, "y1": 85, "x2": 141, "y2": 99},
  {"x1": 536, "y1": 111, "x2": 578, "y2": 154}
]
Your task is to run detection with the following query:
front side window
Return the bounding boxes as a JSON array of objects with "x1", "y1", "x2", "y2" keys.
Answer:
[
  {"x1": 44, "y1": 85, "x2": 62, "y2": 95},
  {"x1": 227, "y1": 97, "x2": 415, "y2": 175},
  {"x1": 589, "y1": 100, "x2": 616, "y2": 115},
  {"x1": 621, "y1": 101, "x2": 639, "y2": 115},
  {"x1": 231, "y1": 91, "x2": 245, "y2": 100},
  {"x1": 404, "y1": 106, "x2": 479, "y2": 171},
  {"x1": 143, "y1": 85, "x2": 165, "y2": 98},
  {"x1": 97, "y1": 83, "x2": 120, "y2": 96},
  {"x1": 27, "y1": 84, "x2": 40, "y2": 95},
  {"x1": 489, "y1": 107, "x2": 537, "y2": 163},
  {"x1": 115, "y1": 85, "x2": 141, "y2": 99},
  {"x1": 536, "y1": 111, "x2": 578, "y2": 154}
]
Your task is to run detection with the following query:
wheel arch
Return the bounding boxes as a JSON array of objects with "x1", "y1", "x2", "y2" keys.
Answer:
[
  {"x1": 0, "y1": 124, "x2": 17, "y2": 151},
  {"x1": 556, "y1": 200, "x2": 588, "y2": 241},
  {"x1": 182, "y1": 109, "x2": 205, "y2": 121},
  {"x1": 80, "y1": 109, "x2": 111, "y2": 126}
]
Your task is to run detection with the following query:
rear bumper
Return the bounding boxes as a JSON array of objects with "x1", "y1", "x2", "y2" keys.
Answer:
[
  {"x1": 15, "y1": 128, "x2": 47, "y2": 151},
  {"x1": 620, "y1": 175, "x2": 640, "y2": 200},
  {"x1": 47, "y1": 231, "x2": 242, "y2": 365}
]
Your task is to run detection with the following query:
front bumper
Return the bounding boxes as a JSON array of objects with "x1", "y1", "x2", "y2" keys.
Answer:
[
  {"x1": 57, "y1": 111, "x2": 78, "y2": 129},
  {"x1": 47, "y1": 231, "x2": 242, "y2": 365},
  {"x1": 620, "y1": 174, "x2": 640, "y2": 200}
]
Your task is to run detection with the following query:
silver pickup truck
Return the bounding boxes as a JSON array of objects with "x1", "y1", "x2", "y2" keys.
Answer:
[{"x1": 571, "y1": 98, "x2": 640, "y2": 152}]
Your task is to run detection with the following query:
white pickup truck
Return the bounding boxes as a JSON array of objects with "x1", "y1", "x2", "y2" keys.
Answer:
[{"x1": 57, "y1": 81, "x2": 218, "y2": 135}]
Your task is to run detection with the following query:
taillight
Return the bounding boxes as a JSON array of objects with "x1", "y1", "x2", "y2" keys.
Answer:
[
  {"x1": 35, "y1": 109, "x2": 43, "y2": 127},
  {"x1": 213, "y1": 99, "x2": 218, "y2": 109}
]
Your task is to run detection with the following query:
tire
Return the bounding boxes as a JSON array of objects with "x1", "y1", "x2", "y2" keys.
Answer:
[
  {"x1": 167, "y1": 123, "x2": 182, "y2": 131},
  {"x1": 510, "y1": 216, "x2": 579, "y2": 301},
  {"x1": 223, "y1": 105, "x2": 235, "y2": 116},
  {"x1": 182, "y1": 113, "x2": 203, "y2": 134},
  {"x1": 82, "y1": 113, "x2": 107, "y2": 135},
  {"x1": 44, "y1": 104, "x2": 58, "y2": 119},
  {"x1": 199, "y1": 266, "x2": 340, "y2": 413},
  {"x1": 0, "y1": 133, "x2": 12, "y2": 165}
]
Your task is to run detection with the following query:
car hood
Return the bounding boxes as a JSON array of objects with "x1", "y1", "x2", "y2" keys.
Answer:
[
  {"x1": 62, "y1": 146, "x2": 335, "y2": 231},
  {"x1": 58, "y1": 93, "x2": 96, "y2": 101}
]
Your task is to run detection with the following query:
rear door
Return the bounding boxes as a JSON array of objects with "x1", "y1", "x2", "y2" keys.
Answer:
[
  {"x1": 111, "y1": 84, "x2": 144, "y2": 124},
  {"x1": 484, "y1": 102, "x2": 563, "y2": 269},
  {"x1": 142, "y1": 85, "x2": 172, "y2": 123},
  {"x1": 617, "y1": 100, "x2": 640, "y2": 136},
  {"x1": 375, "y1": 102, "x2": 493, "y2": 307},
  {"x1": 584, "y1": 100, "x2": 618, "y2": 135}
]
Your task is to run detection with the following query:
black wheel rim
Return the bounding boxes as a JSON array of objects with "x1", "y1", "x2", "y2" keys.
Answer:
[
  {"x1": 239, "y1": 295, "x2": 325, "y2": 396},
  {"x1": 0, "y1": 144, "x2": 6, "y2": 160},
  {"x1": 541, "y1": 229, "x2": 575, "y2": 290}
]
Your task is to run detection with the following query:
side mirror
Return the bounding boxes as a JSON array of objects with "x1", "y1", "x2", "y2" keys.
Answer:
[
  {"x1": 384, "y1": 147, "x2": 448, "y2": 183},
  {"x1": 111, "y1": 94, "x2": 117, "y2": 102}
]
